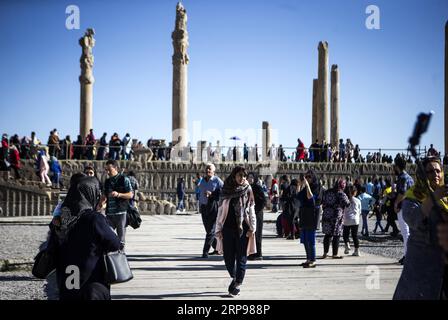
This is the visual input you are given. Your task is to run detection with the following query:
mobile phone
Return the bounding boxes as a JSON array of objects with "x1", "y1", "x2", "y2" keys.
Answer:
[{"x1": 444, "y1": 173, "x2": 448, "y2": 186}]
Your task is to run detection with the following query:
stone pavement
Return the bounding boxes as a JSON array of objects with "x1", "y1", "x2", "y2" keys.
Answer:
[{"x1": 111, "y1": 212, "x2": 403, "y2": 300}]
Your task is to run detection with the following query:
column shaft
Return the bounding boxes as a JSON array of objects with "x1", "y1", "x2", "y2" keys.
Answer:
[
  {"x1": 312, "y1": 79, "x2": 318, "y2": 143},
  {"x1": 317, "y1": 41, "x2": 329, "y2": 144},
  {"x1": 330, "y1": 64, "x2": 339, "y2": 148},
  {"x1": 262, "y1": 121, "x2": 271, "y2": 161}
]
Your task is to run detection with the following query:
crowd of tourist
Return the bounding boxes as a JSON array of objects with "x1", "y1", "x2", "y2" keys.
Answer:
[
  {"x1": 22, "y1": 150, "x2": 448, "y2": 300},
  {"x1": 2, "y1": 128, "x2": 448, "y2": 299},
  {"x1": 193, "y1": 155, "x2": 448, "y2": 298},
  {"x1": 1, "y1": 129, "x2": 446, "y2": 167}
]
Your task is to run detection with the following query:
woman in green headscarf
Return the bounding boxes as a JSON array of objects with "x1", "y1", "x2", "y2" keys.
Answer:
[{"x1": 394, "y1": 157, "x2": 448, "y2": 300}]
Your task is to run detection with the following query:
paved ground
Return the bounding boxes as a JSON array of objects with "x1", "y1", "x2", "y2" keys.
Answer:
[
  {"x1": 111, "y1": 212, "x2": 402, "y2": 300},
  {"x1": 0, "y1": 212, "x2": 404, "y2": 300}
]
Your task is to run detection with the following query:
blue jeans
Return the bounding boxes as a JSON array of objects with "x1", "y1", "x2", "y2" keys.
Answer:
[
  {"x1": 177, "y1": 195, "x2": 185, "y2": 211},
  {"x1": 109, "y1": 149, "x2": 117, "y2": 160},
  {"x1": 300, "y1": 229, "x2": 316, "y2": 261},
  {"x1": 374, "y1": 217, "x2": 384, "y2": 232},
  {"x1": 222, "y1": 227, "x2": 248, "y2": 284},
  {"x1": 361, "y1": 210, "x2": 369, "y2": 235},
  {"x1": 51, "y1": 172, "x2": 61, "y2": 186}
]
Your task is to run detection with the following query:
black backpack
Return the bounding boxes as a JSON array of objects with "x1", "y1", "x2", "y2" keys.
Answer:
[{"x1": 126, "y1": 205, "x2": 142, "y2": 229}]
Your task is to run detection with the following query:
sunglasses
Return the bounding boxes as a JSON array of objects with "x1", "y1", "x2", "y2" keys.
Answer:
[{"x1": 426, "y1": 169, "x2": 441, "y2": 174}]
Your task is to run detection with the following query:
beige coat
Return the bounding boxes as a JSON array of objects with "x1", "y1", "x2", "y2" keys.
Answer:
[{"x1": 215, "y1": 191, "x2": 257, "y2": 256}]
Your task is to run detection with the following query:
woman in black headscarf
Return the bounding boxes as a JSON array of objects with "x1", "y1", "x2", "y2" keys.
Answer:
[
  {"x1": 298, "y1": 170, "x2": 320, "y2": 268},
  {"x1": 283, "y1": 178, "x2": 301, "y2": 240},
  {"x1": 215, "y1": 166, "x2": 257, "y2": 296},
  {"x1": 53, "y1": 174, "x2": 121, "y2": 300}
]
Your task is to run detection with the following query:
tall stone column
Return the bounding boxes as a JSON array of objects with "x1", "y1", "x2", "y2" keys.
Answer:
[
  {"x1": 172, "y1": 2, "x2": 189, "y2": 147},
  {"x1": 262, "y1": 121, "x2": 271, "y2": 161},
  {"x1": 79, "y1": 28, "x2": 95, "y2": 140},
  {"x1": 445, "y1": 21, "x2": 448, "y2": 155},
  {"x1": 312, "y1": 79, "x2": 318, "y2": 143},
  {"x1": 317, "y1": 41, "x2": 329, "y2": 144},
  {"x1": 330, "y1": 64, "x2": 339, "y2": 148}
]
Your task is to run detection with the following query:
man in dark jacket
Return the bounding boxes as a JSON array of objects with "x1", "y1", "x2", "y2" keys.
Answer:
[
  {"x1": 96, "y1": 132, "x2": 108, "y2": 160},
  {"x1": 247, "y1": 172, "x2": 267, "y2": 260},
  {"x1": 97, "y1": 160, "x2": 133, "y2": 247},
  {"x1": 176, "y1": 177, "x2": 186, "y2": 212}
]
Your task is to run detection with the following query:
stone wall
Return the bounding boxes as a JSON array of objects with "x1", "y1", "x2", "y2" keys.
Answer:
[{"x1": 0, "y1": 159, "x2": 418, "y2": 217}]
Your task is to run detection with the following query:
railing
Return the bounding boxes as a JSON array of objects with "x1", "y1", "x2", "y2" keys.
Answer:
[{"x1": 2, "y1": 140, "x2": 441, "y2": 164}]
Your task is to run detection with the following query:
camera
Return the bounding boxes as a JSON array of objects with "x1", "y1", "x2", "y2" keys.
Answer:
[{"x1": 408, "y1": 112, "x2": 433, "y2": 149}]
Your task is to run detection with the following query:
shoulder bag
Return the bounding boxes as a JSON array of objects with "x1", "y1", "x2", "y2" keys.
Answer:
[{"x1": 104, "y1": 250, "x2": 133, "y2": 284}]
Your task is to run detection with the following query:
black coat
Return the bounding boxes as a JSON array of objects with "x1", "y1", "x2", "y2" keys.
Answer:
[
  {"x1": 283, "y1": 185, "x2": 301, "y2": 218},
  {"x1": 251, "y1": 183, "x2": 267, "y2": 214},
  {"x1": 56, "y1": 211, "x2": 121, "y2": 300},
  {"x1": 297, "y1": 188, "x2": 319, "y2": 230}
]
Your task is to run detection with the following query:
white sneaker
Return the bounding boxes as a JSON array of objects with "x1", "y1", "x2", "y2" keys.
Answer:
[
  {"x1": 352, "y1": 249, "x2": 361, "y2": 256},
  {"x1": 344, "y1": 244, "x2": 351, "y2": 254}
]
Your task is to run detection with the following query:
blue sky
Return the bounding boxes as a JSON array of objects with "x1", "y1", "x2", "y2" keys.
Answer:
[{"x1": 0, "y1": 0, "x2": 446, "y2": 156}]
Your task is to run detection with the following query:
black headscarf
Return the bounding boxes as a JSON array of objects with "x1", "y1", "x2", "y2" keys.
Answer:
[
  {"x1": 306, "y1": 169, "x2": 322, "y2": 205},
  {"x1": 57, "y1": 175, "x2": 102, "y2": 242}
]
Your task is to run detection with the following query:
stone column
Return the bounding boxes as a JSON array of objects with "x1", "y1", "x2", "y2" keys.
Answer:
[
  {"x1": 317, "y1": 41, "x2": 329, "y2": 144},
  {"x1": 262, "y1": 121, "x2": 271, "y2": 161},
  {"x1": 172, "y1": 2, "x2": 189, "y2": 147},
  {"x1": 312, "y1": 78, "x2": 318, "y2": 143},
  {"x1": 79, "y1": 28, "x2": 95, "y2": 140},
  {"x1": 196, "y1": 141, "x2": 206, "y2": 163},
  {"x1": 330, "y1": 64, "x2": 339, "y2": 148},
  {"x1": 445, "y1": 21, "x2": 448, "y2": 154}
]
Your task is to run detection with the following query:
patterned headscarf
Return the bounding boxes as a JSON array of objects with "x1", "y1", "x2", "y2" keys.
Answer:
[
  {"x1": 405, "y1": 158, "x2": 448, "y2": 213},
  {"x1": 220, "y1": 166, "x2": 252, "y2": 237}
]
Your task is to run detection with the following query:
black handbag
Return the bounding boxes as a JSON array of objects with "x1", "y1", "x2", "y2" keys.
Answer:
[
  {"x1": 32, "y1": 247, "x2": 56, "y2": 279},
  {"x1": 126, "y1": 205, "x2": 142, "y2": 229},
  {"x1": 32, "y1": 230, "x2": 58, "y2": 279},
  {"x1": 104, "y1": 251, "x2": 133, "y2": 284}
]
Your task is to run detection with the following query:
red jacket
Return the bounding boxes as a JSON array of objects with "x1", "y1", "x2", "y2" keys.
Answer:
[
  {"x1": 9, "y1": 147, "x2": 20, "y2": 168},
  {"x1": 296, "y1": 142, "x2": 305, "y2": 160},
  {"x1": 1, "y1": 139, "x2": 8, "y2": 149}
]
